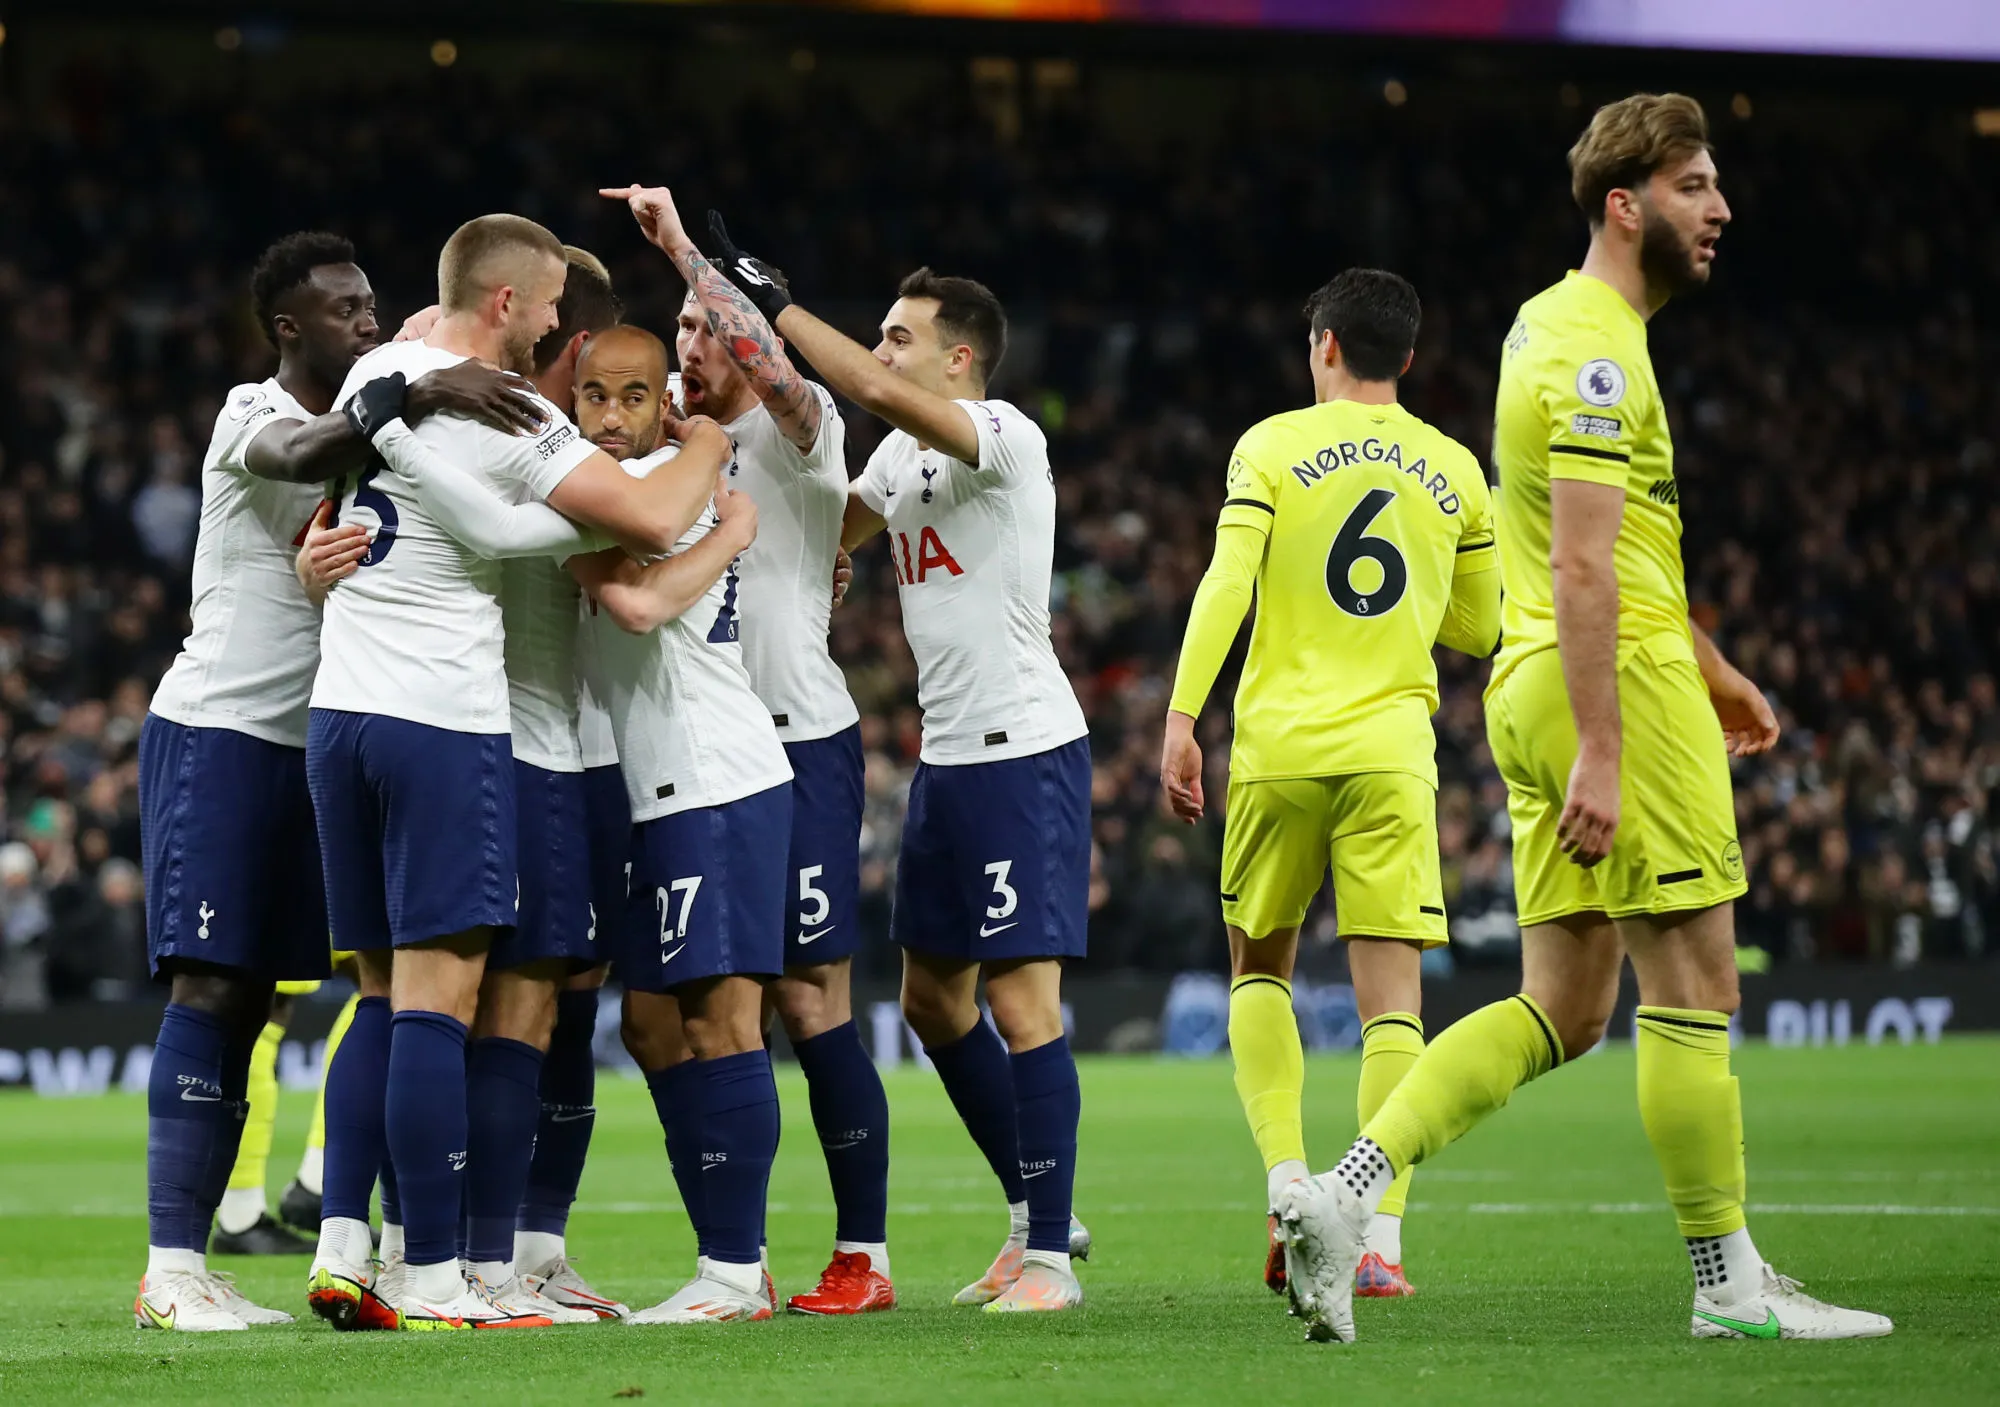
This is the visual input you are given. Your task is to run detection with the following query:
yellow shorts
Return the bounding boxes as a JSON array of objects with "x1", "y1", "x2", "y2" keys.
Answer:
[
  {"x1": 1220, "y1": 772, "x2": 1448, "y2": 946},
  {"x1": 1486, "y1": 637, "x2": 1747, "y2": 927},
  {"x1": 274, "y1": 980, "x2": 323, "y2": 997}
]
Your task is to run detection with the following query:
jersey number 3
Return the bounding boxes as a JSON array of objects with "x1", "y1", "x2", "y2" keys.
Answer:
[{"x1": 1325, "y1": 487, "x2": 1406, "y2": 617}]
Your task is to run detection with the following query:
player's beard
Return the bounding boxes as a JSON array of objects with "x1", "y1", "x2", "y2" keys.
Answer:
[
  {"x1": 499, "y1": 322, "x2": 543, "y2": 376},
  {"x1": 1638, "y1": 209, "x2": 1708, "y2": 299}
]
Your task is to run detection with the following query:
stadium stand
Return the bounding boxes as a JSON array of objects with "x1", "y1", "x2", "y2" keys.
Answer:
[{"x1": 0, "y1": 56, "x2": 1994, "y2": 1008}]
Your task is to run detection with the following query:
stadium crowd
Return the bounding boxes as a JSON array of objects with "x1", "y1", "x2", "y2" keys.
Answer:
[{"x1": 0, "y1": 58, "x2": 1994, "y2": 1007}]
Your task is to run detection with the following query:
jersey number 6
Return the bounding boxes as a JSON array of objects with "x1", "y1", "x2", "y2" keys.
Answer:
[{"x1": 1325, "y1": 487, "x2": 1407, "y2": 617}]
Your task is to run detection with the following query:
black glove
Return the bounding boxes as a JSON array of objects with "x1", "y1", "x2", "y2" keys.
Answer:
[
  {"x1": 707, "y1": 211, "x2": 792, "y2": 322},
  {"x1": 344, "y1": 372, "x2": 408, "y2": 444}
]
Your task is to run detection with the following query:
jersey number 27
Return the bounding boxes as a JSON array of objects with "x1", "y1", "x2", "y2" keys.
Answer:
[{"x1": 1325, "y1": 487, "x2": 1406, "y2": 617}]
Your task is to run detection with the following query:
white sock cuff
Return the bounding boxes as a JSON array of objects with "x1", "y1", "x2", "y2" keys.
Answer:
[
  {"x1": 147, "y1": 1245, "x2": 204, "y2": 1277},
  {"x1": 834, "y1": 1240, "x2": 891, "y2": 1277}
]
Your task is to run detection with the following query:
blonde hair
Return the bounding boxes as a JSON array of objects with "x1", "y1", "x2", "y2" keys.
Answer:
[
  {"x1": 1568, "y1": 93, "x2": 1711, "y2": 227},
  {"x1": 437, "y1": 213, "x2": 565, "y2": 311},
  {"x1": 562, "y1": 244, "x2": 611, "y2": 284}
]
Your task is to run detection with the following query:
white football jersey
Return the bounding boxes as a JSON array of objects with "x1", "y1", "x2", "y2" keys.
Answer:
[
  {"x1": 587, "y1": 446, "x2": 792, "y2": 821},
  {"x1": 574, "y1": 595, "x2": 619, "y2": 769},
  {"x1": 853, "y1": 398, "x2": 1087, "y2": 765},
  {"x1": 314, "y1": 340, "x2": 595, "y2": 734},
  {"x1": 724, "y1": 385, "x2": 859, "y2": 742},
  {"x1": 149, "y1": 380, "x2": 325, "y2": 748},
  {"x1": 503, "y1": 556, "x2": 582, "y2": 773}
]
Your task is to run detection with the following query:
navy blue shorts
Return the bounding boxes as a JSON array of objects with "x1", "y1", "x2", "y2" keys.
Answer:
[
  {"x1": 893, "y1": 738, "x2": 1091, "y2": 963},
  {"x1": 619, "y1": 782, "x2": 791, "y2": 992},
  {"x1": 783, "y1": 725, "x2": 864, "y2": 968},
  {"x1": 139, "y1": 714, "x2": 330, "y2": 982},
  {"x1": 582, "y1": 762, "x2": 631, "y2": 959},
  {"x1": 488, "y1": 762, "x2": 596, "y2": 972},
  {"x1": 305, "y1": 708, "x2": 516, "y2": 951}
]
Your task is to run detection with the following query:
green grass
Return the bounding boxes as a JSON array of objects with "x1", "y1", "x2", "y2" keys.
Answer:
[{"x1": 3, "y1": 1041, "x2": 1997, "y2": 1405}]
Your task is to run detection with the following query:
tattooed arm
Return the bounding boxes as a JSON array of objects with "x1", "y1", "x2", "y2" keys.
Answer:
[{"x1": 604, "y1": 184, "x2": 823, "y2": 456}]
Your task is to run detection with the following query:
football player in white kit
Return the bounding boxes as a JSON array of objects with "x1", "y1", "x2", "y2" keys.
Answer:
[
  {"x1": 706, "y1": 218, "x2": 1092, "y2": 1312},
  {"x1": 136, "y1": 232, "x2": 541, "y2": 1333},
  {"x1": 602, "y1": 185, "x2": 895, "y2": 1316},
  {"x1": 304, "y1": 215, "x2": 722, "y2": 1332},
  {"x1": 564, "y1": 324, "x2": 793, "y2": 1324}
]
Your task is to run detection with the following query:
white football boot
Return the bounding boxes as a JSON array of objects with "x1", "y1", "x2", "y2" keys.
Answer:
[
  {"x1": 401, "y1": 1270, "x2": 553, "y2": 1330},
  {"x1": 134, "y1": 1271, "x2": 248, "y2": 1332},
  {"x1": 1692, "y1": 1266, "x2": 1894, "y2": 1340},
  {"x1": 627, "y1": 1258, "x2": 773, "y2": 1324},
  {"x1": 1275, "y1": 1173, "x2": 1369, "y2": 1344},
  {"x1": 197, "y1": 1270, "x2": 295, "y2": 1325},
  {"x1": 1068, "y1": 1214, "x2": 1093, "y2": 1262},
  {"x1": 483, "y1": 1271, "x2": 598, "y2": 1324},
  {"x1": 524, "y1": 1256, "x2": 629, "y2": 1320},
  {"x1": 983, "y1": 1252, "x2": 1084, "y2": 1313}
]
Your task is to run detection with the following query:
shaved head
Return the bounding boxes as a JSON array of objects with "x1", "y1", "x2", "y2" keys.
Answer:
[{"x1": 575, "y1": 324, "x2": 673, "y2": 460}]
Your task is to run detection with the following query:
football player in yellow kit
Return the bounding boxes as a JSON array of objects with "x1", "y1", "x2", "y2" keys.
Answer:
[
  {"x1": 1280, "y1": 93, "x2": 1893, "y2": 1347},
  {"x1": 1161, "y1": 268, "x2": 1498, "y2": 1305}
]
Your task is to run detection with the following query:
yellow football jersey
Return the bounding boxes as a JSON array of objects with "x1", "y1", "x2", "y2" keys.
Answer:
[
  {"x1": 1489, "y1": 270, "x2": 1692, "y2": 695},
  {"x1": 1218, "y1": 399, "x2": 1495, "y2": 787}
]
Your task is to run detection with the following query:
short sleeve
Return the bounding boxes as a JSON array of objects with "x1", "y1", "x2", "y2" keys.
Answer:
[
  {"x1": 208, "y1": 385, "x2": 289, "y2": 474},
  {"x1": 1545, "y1": 337, "x2": 1646, "y2": 487},
  {"x1": 480, "y1": 401, "x2": 597, "y2": 501},
  {"x1": 854, "y1": 435, "x2": 895, "y2": 514},
  {"x1": 1216, "y1": 428, "x2": 1280, "y2": 533},
  {"x1": 960, "y1": 399, "x2": 1048, "y2": 485}
]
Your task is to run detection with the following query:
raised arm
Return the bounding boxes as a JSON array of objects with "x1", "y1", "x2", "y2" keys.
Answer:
[
  {"x1": 679, "y1": 205, "x2": 981, "y2": 464},
  {"x1": 767, "y1": 303, "x2": 977, "y2": 464},
  {"x1": 1549, "y1": 477, "x2": 1626, "y2": 866},
  {"x1": 603, "y1": 186, "x2": 822, "y2": 454},
  {"x1": 245, "y1": 361, "x2": 546, "y2": 485},
  {"x1": 569, "y1": 476, "x2": 758, "y2": 635}
]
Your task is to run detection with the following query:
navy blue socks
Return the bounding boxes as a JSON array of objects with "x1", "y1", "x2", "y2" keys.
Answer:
[
  {"x1": 521, "y1": 989, "x2": 598, "y2": 1238},
  {"x1": 926, "y1": 1019, "x2": 1027, "y2": 1205},
  {"x1": 146, "y1": 1004, "x2": 231, "y2": 1257},
  {"x1": 697, "y1": 1051, "x2": 779, "y2": 1267},
  {"x1": 321, "y1": 995, "x2": 392, "y2": 1228},
  {"x1": 463, "y1": 1035, "x2": 543, "y2": 1268},
  {"x1": 645, "y1": 1060, "x2": 708, "y2": 1259},
  {"x1": 384, "y1": 1009, "x2": 469, "y2": 1268},
  {"x1": 793, "y1": 1021, "x2": 890, "y2": 1245},
  {"x1": 1011, "y1": 1036, "x2": 1081, "y2": 1255}
]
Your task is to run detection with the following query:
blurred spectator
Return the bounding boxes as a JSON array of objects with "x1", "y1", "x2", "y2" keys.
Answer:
[
  {"x1": 0, "y1": 841, "x2": 52, "y2": 1011},
  {"x1": 0, "y1": 48, "x2": 1994, "y2": 998}
]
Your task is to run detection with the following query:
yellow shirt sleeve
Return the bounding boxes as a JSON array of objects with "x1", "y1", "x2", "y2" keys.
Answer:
[
  {"x1": 1437, "y1": 450, "x2": 1499, "y2": 656},
  {"x1": 1167, "y1": 520, "x2": 1267, "y2": 718},
  {"x1": 1545, "y1": 327, "x2": 1649, "y2": 488}
]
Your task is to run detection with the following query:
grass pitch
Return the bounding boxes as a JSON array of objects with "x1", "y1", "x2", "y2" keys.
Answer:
[{"x1": 2, "y1": 1040, "x2": 1996, "y2": 1405}]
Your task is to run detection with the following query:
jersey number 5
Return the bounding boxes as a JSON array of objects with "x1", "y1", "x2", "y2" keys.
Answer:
[
  {"x1": 1325, "y1": 487, "x2": 1406, "y2": 617},
  {"x1": 332, "y1": 457, "x2": 400, "y2": 568}
]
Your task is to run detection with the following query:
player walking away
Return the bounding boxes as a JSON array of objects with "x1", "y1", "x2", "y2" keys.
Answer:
[
  {"x1": 1160, "y1": 270, "x2": 1499, "y2": 1306},
  {"x1": 604, "y1": 185, "x2": 896, "y2": 1316},
  {"x1": 1284, "y1": 95, "x2": 1894, "y2": 1345},
  {"x1": 708, "y1": 218, "x2": 1091, "y2": 1314},
  {"x1": 135, "y1": 232, "x2": 534, "y2": 1332},
  {"x1": 304, "y1": 215, "x2": 718, "y2": 1332},
  {"x1": 565, "y1": 327, "x2": 791, "y2": 1324}
]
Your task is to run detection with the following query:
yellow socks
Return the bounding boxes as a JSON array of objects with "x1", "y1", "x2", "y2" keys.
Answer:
[
  {"x1": 1357, "y1": 1013, "x2": 1424, "y2": 1219},
  {"x1": 1229, "y1": 975, "x2": 1306, "y2": 1184},
  {"x1": 1360, "y1": 994, "x2": 1563, "y2": 1174},
  {"x1": 1635, "y1": 1006, "x2": 1747, "y2": 1238},
  {"x1": 228, "y1": 1020, "x2": 283, "y2": 1195}
]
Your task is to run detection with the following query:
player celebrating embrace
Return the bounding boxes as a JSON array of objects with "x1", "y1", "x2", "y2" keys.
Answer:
[
  {"x1": 1160, "y1": 270, "x2": 1498, "y2": 1303},
  {"x1": 710, "y1": 217, "x2": 1090, "y2": 1313},
  {"x1": 603, "y1": 185, "x2": 895, "y2": 1315},
  {"x1": 1283, "y1": 94, "x2": 1893, "y2": 1345}
]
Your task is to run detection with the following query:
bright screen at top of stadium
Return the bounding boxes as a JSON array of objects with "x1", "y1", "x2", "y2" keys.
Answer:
[{"x1": 623, "y1": 0, "x2": 2000, "y2": 63}]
